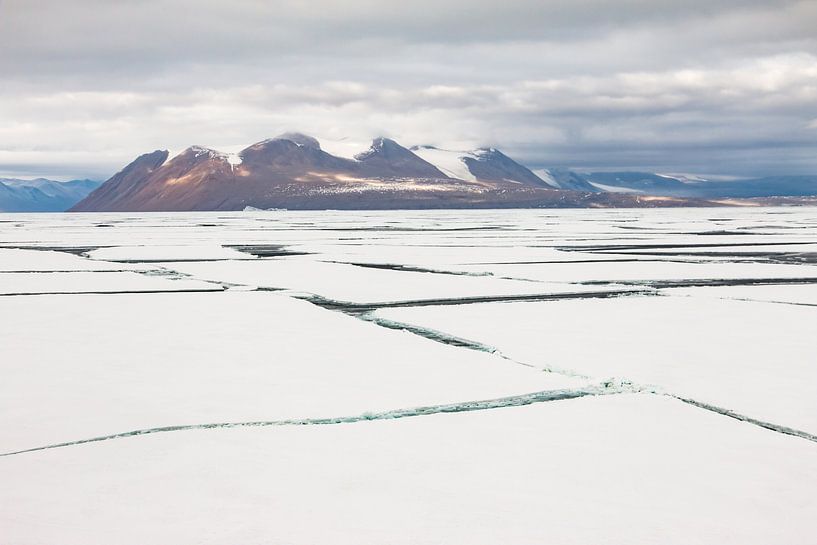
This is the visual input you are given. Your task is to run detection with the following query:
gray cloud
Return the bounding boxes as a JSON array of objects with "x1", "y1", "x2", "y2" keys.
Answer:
[{"x1": 0, "y1": 0, "x2": 815, "y2": 179}]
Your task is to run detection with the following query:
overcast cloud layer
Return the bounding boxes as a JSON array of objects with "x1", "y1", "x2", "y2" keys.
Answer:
[{"x1": 1, "y1": 0, "x2": 816, "y2": 179}]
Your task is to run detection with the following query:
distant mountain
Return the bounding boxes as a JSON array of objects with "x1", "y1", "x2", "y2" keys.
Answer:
[
  {"x1": 13, "y1": 131, "x2": 817, "y2": 211},
  {"x1": 71, "y1": 134, "x2": 712, "y2": 211},
  {"x1": 578, "y1": 172, "x2": 817, "y2": 198},
  {"x1": 0, "y1": 178, "x2": 101, "y2": 212},
  {"x1": 26, "y1": 135, "x2": 817, "y2": 211},
  {"x1": 680, "y1": 175, "x2": 817, "y2": 198},
  {"x1": 583, "y1": 172, "x2": 688, "y2": 194}
]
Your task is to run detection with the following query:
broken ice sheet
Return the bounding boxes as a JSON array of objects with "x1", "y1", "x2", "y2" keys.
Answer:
[
  {"x1": 664, "y1": 283, "x2": 817, "y2": 305},
  {"x1": 453, "y1": 259, "x2": 817, "y2": 283},
  {"x1": 0, "y1": 248, "x2": 150, "y2": 272},
  {"x1": 86, "y1": 244, "x2": 257, "y2": 262},
  {"x1": 374, "y1": 295, "x2": 817, "y2": 435},
  {"x1": 1, "y1": 395, "x2": 815, "y2": 545},
  {"x1": 0, "y1": 270, "x2": 218, "y2": 295},
  {"x1": 158, "y1": 258, "x2": 637, "y2": 305},
  {"x1": 0, "y1": 291, "x2": 585, "y2": 452},
  {"x1": 1, "y1": 208, "x2": 816, "y2": 545}
]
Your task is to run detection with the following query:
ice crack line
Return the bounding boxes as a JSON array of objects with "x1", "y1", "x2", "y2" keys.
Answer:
[
  {"x1": 361, "y1": 314, "x2": 590, "y2": 378},
  {"x1": 673, "y1": 396, "x2": 817, "y2": 444},
  {"x1": 0, "y1": 383, "x2": 633, "y2": 458},
  {"x1": 0, "y1": 288, "x2": 225, "y2": 297},
  {"x1": 580, "y1": 277, "x2": 817, "y2": 289},
  {"x1": 300, "y1": 289, "x2": 653, "y2": 314},
  {"x1": 325, "y1": 260, "x2": 495, "y2": 278}
]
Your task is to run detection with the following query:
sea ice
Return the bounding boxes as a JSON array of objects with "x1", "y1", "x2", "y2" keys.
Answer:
[
  {"x1": 0, "y1": 395, "x2": 814, "y2": 545},
  {"x1": 375, "y1": 295, "x2": 817, "y2": 434}
]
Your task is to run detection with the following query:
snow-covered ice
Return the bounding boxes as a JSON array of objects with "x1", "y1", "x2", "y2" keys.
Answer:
[
  {"x1": 375, "y1": 295, "x2": 817, "y2": 435},
  {"x1": 454, "y1": 259, "x2": 817, "y2": 283},
  {"x1": 1, "y1": 207, "x2": 816, "y2": 544},
  {"x1": 1, "y1": 395, "x2": 815, "y2": 545},
  {"x1": 665, "y1": 283, "x2": 817, "y2": 305},
  {"x1": 0, "y1": 248, "x2": 151, "y2": 272},
  {"x1": 86, "y1": 244, "x2": 256, "y2": 262},
  {"x1": 160, "y1": 258, "x2": 636, "y2": 305},
  {"x1": 0, "y1": 270, "x2": 218, "y2": 295},
  {"x1": 0, "y1": 291, "x2": 584, "y2": 452}
]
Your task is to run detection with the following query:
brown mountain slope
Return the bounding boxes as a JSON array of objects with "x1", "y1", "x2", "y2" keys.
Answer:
[{"x1": 72, "y1": 150, "x2": 168, "y2": 211}]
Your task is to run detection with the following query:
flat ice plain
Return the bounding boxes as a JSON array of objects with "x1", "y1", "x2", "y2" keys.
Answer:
[{"x1": 1, "y1": 208, "x2": 816, "y2": 544}]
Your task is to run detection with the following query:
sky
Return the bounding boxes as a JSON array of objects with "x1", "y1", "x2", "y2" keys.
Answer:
[{"x1": 0, "y1": 0, "x2": 816, "y2": 180}]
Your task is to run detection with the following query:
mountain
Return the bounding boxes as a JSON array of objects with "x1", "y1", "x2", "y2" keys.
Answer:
[
  {"x1": 583, "y1": 172, "x2": 689, "y2": 194},
  {"x1": 12, "y1": 133, "x2": 817, "y2": 212},
  {"x1": 698, "y1": 176, "x2": 817, "y2": 198},
  {"x1": 577, "y1": 172, "x2": 817, "y2": 199},
  {"x1": 71, "y1": 134, "x2": 716, "y2": 212},
  {"x1": 0, "y1": 178, "x2": 101, "y2": 212}
]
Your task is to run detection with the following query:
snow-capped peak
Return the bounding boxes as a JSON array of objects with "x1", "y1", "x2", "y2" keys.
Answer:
[
  {"x1": 269, "y1": 133, "x2": 321, "y2": 149},
  {"x1": 188, "y1": 145, "x2": 223, "y2": 159},
  {"x1": 172, "y1": 146, "x2": 243, "y2": 170},
  {"x1": 353, "y1": 137, "x2": 400, "y2": 161}
]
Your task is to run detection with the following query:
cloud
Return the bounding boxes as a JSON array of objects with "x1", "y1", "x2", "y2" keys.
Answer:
[{"x1": 0, "y1": 0, "x2": 815, "y2": 178}]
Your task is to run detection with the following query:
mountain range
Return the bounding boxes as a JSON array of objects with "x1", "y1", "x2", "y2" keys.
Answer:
[
  {"x1": 575, "y1": 172, "x2": 817, "y2": 198},
  {"x1": 3, "y1": 133, "x2": 816, "y2": 212},
  {"x1": 0, "y1": 178, "x2": 101, "y2": 212},
  {"x1": 70, "y1": 134, "x2": 710, "y2": 211}
]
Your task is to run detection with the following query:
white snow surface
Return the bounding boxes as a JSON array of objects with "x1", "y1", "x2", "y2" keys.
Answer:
[
  {"x1": 161, "y1": 257, "x2": 629, "y2": 304},
  {"x1": 0, "y1": 291, "x2": 582, "y2": 452},
  {"x1": 1, "y1": 207, "x2": 816, "y2": 544},
  {"x1": 665, "y1": 283, "x2": 817, "y2": 305},
  {"x1": 87, "y1": 244, "x2": 255, "y2": 262},
  {"x1": 0, "y1": 248, "x2": 149, "y2": 272},
  {"x1": 0, "y1": 270, "x2": 217, "y2": 295},
  {"x1": 1, "y1": 395, "x2": 815, "y2": 545},
  {"x1": 456, "y1": 259, "x2": 817, "y2": 283}
]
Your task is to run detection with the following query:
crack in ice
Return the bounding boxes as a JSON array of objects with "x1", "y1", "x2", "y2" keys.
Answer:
[
  {"x1": 0, "y1": 383, "x2": 634, "y2": 458},
  {"x1": 361, "y1": 313, "x2": 591, "y2": 378},
  {"x1": 299, "y1": 289, "x2": 653, "y2": 314},
  {"x1": 672, "y1": 396, "x2": 817, "y2": 444}
]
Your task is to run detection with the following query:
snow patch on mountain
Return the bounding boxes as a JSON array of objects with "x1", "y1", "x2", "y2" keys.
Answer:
[
  {"x1": 533, "y1": 169, "x2": 561, "y2": 189},
  {"x1": 411, "y1": 146, "x2": 477, "y2": 182},
  {"x1": 225, "y1": 154, "x2": 243, "y2": 168},
  {"x1": 189, "y1": 145, "x2": 223, "y2": 159},
  {"x1": 172, "y1": 146, "x2": 243, "y2": 169},
  {"x1": 588, "y1": 182, "x2": 644, "y2": 193},
  {"x1": 354, "y1": 137, "x2": 392, "y2": 161}
]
